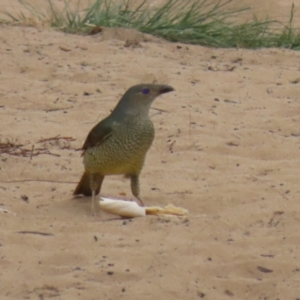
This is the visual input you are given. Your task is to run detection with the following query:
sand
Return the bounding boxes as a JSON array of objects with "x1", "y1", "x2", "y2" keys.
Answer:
[{"x1": 1, "y1": 1, "x2": 300, "y2": 299}]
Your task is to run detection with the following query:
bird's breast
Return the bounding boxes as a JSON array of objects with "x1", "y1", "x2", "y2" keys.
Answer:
[{"x1": 83, "y1": 119, "x2": 155, "y2": 175}]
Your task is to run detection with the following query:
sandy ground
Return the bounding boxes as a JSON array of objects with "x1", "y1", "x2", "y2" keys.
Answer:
[{"x1": 1, "y1": 1, "x2": 300, "y2": 299}]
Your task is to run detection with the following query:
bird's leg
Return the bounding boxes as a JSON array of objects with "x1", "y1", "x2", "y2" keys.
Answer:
[
  {"x1": 130, "y1": 174, "x2": 144, "y2": 206},
  {"x1": 90, "y1": 173, "x2": 104, "y2": 215}
]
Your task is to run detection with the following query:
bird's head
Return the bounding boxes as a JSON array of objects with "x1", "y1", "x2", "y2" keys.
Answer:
[{"x1": 112, "y1": 84, "x2": 174, "y2": 118}]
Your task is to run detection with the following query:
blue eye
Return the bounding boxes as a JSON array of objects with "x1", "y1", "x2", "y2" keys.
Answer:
[{"x1": 142, "y1": 88, "x2": 150, "y2": 95}]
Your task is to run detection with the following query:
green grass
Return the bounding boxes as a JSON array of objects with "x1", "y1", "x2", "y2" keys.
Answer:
[{"x1": 2, "y1": 0, "x2": 300, "y2": 50}]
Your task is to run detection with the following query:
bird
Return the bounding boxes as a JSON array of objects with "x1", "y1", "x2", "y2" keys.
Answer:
[{"x1": 73, "y1": 83, "x2": 175, "y2": 213}]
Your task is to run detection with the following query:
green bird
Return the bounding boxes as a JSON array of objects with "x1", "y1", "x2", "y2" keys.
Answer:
[{"x1": 74, "y1": 83, "x2": 174, "y2": 213}]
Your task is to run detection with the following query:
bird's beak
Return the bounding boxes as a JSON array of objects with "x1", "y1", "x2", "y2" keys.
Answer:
[{"x1": 159, "y1": 85, "x2": 175, "y2": 94}]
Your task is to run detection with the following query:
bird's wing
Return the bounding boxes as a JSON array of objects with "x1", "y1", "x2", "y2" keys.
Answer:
[{"x1": 82, "y1": 116, "x2": 114, "y2": 154}]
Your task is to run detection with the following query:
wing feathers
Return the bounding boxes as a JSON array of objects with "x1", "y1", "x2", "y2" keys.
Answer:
[{"x1": 82, "y1": 116, "x2": 114, "y2": 154}]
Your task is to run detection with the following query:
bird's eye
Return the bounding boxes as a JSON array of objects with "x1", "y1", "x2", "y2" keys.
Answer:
[{"x1": 141, "y1": 87, "x2": 150, "y2": 95}]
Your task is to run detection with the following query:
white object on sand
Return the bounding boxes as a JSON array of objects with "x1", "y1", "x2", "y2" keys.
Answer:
[
  {"x1": 99, "y1": 197, "x2": 188, "y2": 218},
  {"x1": 99, "y1": 197, "x2": 146, "y2": 218}
]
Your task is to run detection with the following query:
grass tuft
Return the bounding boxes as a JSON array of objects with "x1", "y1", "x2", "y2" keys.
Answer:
[{"x1": 1, "y1": 0, "x2": 300, "y2": 50}]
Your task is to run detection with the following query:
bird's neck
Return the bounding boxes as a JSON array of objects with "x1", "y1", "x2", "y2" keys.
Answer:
[{"x1": 112, "y1": 102, "x2": 152, "y2": 120}]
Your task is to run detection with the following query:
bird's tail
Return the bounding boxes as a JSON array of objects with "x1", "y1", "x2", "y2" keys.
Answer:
[{"x1": 73, "y1": 172, "x2": 93, "y2": 196}]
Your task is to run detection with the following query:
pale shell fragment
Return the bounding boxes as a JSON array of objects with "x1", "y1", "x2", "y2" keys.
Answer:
[{"x1": 99, "y1": 197, "x2": 146, "y2": 218}]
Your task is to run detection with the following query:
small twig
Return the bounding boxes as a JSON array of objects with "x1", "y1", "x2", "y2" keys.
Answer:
[
  {"x1": 38, "y1": 135, "x2": 60, "y2": 142},
  {"x1": 30, "y1": 145, "x2": 34, "y2": 160},
  {"x1": 37, "y1": 135, "x2": 76, "y2": 143},
  {"x1": 169, "y1": 140, "x2": 176, "y2": 152},
  {"x1": 17, "y1": 231, "x2": 54, "y2": 236},
  {"x1": 0, "y1": 141, "x2": 61, "y2": 158},
  {"x1": 40, "y1": 151, "x2": 60, "y2": 157},
  {"x1": 151, "y1": 107, "x2": 169, "y2": 113},
  {"x1": 252, "y1": 178, "x2": 289, "y2": 201},
  {"x1": 189, "y1": 110, "x2": 192, "y2": 147},
  {"x1": 0, "y1": 179, "x2": 77, "y2": 184},
  {"x1": 44, "y1": 107, "x2": 73, "y2": 112}
]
